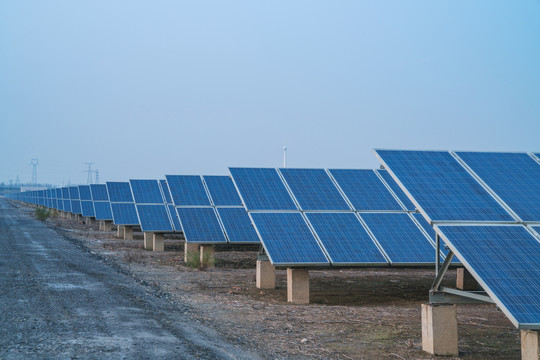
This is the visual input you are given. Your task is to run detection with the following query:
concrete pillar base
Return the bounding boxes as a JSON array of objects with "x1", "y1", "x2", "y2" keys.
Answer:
[
  {"x1": 421, "y1": 303, "x2": 459, "y2": 356},
  {"x1": 144, "y1": 232, "x2": 154, "y2": 250},
  {"x1": 124, "y1": 226, "x2": 133, "y2": 240},
  {"x1": 521, "y1": 330, "x2": 539, "y2": 360},
  {"x1": 456, "y1": 268, "x2": 478, "y2": 290},
  {"x1": 200, "y1": 246, "x2": 215, "y2": 268},
  {"x1": 184, "y1": 242, "x2": 199, "y2": 263},
  {"x1": 153, "y1": 234, "x2": 164, "y2": 252},
  {"x1": 100, "y1": 220, "x2": 112, "y2": 231},
  {"x1": 117, "y1": 225, "x2": 125, "y2": 238},
  {"x1": 256, "y1": 260, "x2": 276, "y2": 289},
  {"x1": 85, "y1": 217, "x2": 94, "y2": 226},
  {"x1": 287, "y1": 268, "x2": 309, "y2": 304},
  {"x1": 75, "y1": 214, "x2": 81, "y2": 222}
]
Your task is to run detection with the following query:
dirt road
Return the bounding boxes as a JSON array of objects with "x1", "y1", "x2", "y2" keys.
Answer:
[{"x1": 0, "y1": 198, "x2": 259, "y2": 359}]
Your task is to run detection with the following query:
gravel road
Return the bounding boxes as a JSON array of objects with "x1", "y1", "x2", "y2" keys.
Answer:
[{"x1": 0, "y1": 198, "x2": 260, "y2": 360}]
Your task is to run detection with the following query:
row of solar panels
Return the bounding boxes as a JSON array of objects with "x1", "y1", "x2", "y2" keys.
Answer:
[
  {"x1": 374, "y1": 150, "x2": 540, "y2": 330},
  {"x1": 6, "y1": 169, "x2": 446, "y2": 267}
]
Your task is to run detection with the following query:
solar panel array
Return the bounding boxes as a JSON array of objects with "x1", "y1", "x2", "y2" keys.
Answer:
[
  {"x1": 90, "y1": 184, "x2": 113, "y2": 221},
  {"x1": 106, "y1": 182, "x2": 139, "y2": 226},
  {"x1": 129, "y1": 179, "x2": 173, "y2": 232},
  {"x1": 375, "y1": 149, "x2": 540, "y2": 330},
  {"x1": 230, "y1": 167, "x2": 443, "y2": 267}
]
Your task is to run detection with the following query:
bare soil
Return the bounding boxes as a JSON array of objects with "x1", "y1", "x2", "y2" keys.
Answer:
[{"x1": 46, "y1": 207, "x2": 520, "y2": 359}]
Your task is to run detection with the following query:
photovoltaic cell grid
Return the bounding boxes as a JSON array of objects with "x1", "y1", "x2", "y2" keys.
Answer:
[
  {"x1": 456, "y1": 152, "x2": 540, "y2": 222},
  {"x1": 229, "y1": 168, "x2": 297, "y2": 211},
  {"x1": 374, "y1": 150, "x2": 515, "y2": 223},
  {"x1": 216, "y1": 207, "x2": 260, "y2": 243},
  {"x1": 79, "y1": 186, "x2": 92, "y2": 201},
  {"x1": 130, "y1": 180, "x2": 164, "y2": 204},
  {"x1": 106, "y1": 182, "x2": 134, "y2": 202},
  {"x1": 437, "y1": 225, "x2": 540, "y2": 328},
  {"x1": 165, "y1": 175, "x2": 210, "y2": 206},
  {"x1": 69, "y1": 186, "x2": 80, "y2": 200},
  {"x1": 305, "y1": 212, "x2": 387, "y2": 264},
  {"x1": 279, "y1": 168, "x2": 350, "y2": 211},
  {"x1": 81, "y1": 201, "x2": 95, "y2": 217},
  {"x1": 94, "y1": 202, "x2": 113, "y2": 220},
  {"x1": 71, "y1": 200, "x2": 82, "y2": 215},
  {"x1": 90, "y1": 184, "x2": 109, "y2": 201},
  {"x1": 110, "y1": 203, "x2": 139, "y2": 225},
  {"x1": 159, "y1": 180, "x2": 173, "y2": 204},
  {"x1": 250, "y1": 212, "x2": 329, "y2": 265},
  {"x1": 329, "y1": 169, "x2": 402, "y2": 211},
  {"x1": 136, "y1": 205, "x2": 173, "y2": 232},
  {"x1": 168, "y1": 205, "x2": 181, "y2": 230},
  {"x1": 360, "y1": 213, "x2": 438, "y2": 264},
  {"x1": 176, "y1": 207, "x2": 227, "y2": 243},
  {"x1": 377, "y1": 170, "x2": 416, "y2": 211},
  {"x1": 203, "y1": 176, "x2": 243, "y2": 206}
]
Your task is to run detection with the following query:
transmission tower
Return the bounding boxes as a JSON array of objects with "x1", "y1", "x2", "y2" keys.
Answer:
[
  {"x1": 31, "y1": 158, "x2": 39, "y2": 185},
  {"x1": 84, "y1": 163, "x2": 94, "y2": 185},
  {"x1": 94, "y1": 169, "x2": 99, "y2": 184}
]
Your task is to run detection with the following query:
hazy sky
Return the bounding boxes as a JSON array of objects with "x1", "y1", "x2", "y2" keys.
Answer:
[{"x1": 1, "y1": 1, "x2": 539, "y2": 185}]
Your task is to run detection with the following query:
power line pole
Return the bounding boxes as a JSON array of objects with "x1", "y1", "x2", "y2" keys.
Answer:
[
  {"x1": 94, "y1": 169, "x2": 99, "y2": 184},
  {"x1": 31, "y1": 158, "x2": 39, "y2": 185},
  {"x1": 85, "y1": 163, "x2": 94, "y2": 185},
  {"x1": 283, "y1": 146, "x2": 287, "y2": 168}
]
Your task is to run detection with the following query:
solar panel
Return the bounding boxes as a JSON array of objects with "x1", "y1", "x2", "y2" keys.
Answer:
[
  {"x1": 456, "y1": 152, "x2": 540, "y2": 222},
  {"x1": 329, "y1": 169, "x2": 402, "y2": 211},
  {"x1": 106, "y1": 182, "x2": 134, "y2": 202},
  {"x1": 71, "y1": 200, "x2": 82, "y2": 215},
  {"x1": 165, "y1": 175, "x2": 210, "y2": 206},
  {"x1": 360, "y1": 213, "x2": 437, "y2": 264},
  {"x1": 81, "y1": 201, "x2": 95, "y2": 217},
  {"x1": 176, "y1": 207, "x2": 227, "y2": 243},
  {"x1": 130, "y1": 180, "x2": 164, "y2": 204},
  {"x1": 216, "y1": 207, "x2": 260, "y2": 243},
  {"x1": 279, "y1": 168, "x2": 350, "y2": 211},
  {"x1": 374, "y1": 150, "x2": 515, "y2": 223},
  {"x1": 90, "y1": 184, "x2": 109, "y2": 201},
  {"x1": 63, "y1": 200, "x2": 72, "y2": 212},
  {"x1": 78, "y1": 185, "x2": 92, "y2": 201},
  {"x1": 412, "y1": 213, "x2": 436, "y2": 241},
  {"x1": 136, "y1": 204, "x2": 173, "y2": 232},
  {"x1": 61, "y1": 187, "x2": 69, "y2": 199},
  {"x1": 250, "y1": 212, "x2": 329, "y2": 266},
  {"x1": 305, "y1": 212, "x2": 388, "y2": 265},
  {"x1": 94, "y1": 202, "x2": 113, "y2": 220},
  {"x1": 159, "y1": 180, "x2": 173, "y2": 204},
  {"x1": 110, "y1": 203, "x2": 139, "y2": 225},
  {"x1": 69, "y1": 186, "x2": 80, "y2": 200},
  {"x1": 377, "y1": 169, "x2": 416, "y2": 211},
  {"x1": 436, "y1": 225, "x2": 540, "y2": 328},
  {"x1": 57, "y1": 194, "x2": 64, "y2": 211},
  {"x1": 203, "y1": 175, "x2": 243, "y2": 206},
  {"x1": 229, "y1": 168, "x2": 297, "y2": 211},
  {"x1": 168, "y1": 204, "x2": 181, "y2": 231}
]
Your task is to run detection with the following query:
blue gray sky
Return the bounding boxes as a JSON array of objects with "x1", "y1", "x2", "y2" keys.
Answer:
[{"x1": 1, "y1": 1, "x2": 539, "y2": 185}]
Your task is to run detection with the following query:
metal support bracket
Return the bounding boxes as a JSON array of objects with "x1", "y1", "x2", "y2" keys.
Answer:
[
  {"x1": 431, "y1": 249, "x2": 454, "y2": 291},
  {"x1": 430, "y1": 287, "x2": 494, "y2": 304}
]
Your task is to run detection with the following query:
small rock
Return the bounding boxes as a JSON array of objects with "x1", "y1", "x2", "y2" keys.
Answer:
[{"x1": 300, "y1": 338, "x2": 308, "y2": 344}]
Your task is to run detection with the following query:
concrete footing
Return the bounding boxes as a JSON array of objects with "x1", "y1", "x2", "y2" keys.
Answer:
[
  {"x1": 124, "y1": 226, "x2": 133, "y2": 240},
  {"x1": 117, "y1": 225, "x2": 125, "y2": 238},
  {"x1": 456, "y1": 268, "x2": 478, "y2": 291},
  {"x1": 144, "y1": 232, "x2": 154, "y2": 250},
  {"x1": 75, "y1": 214, "x2": 81, "y2": 222},
  {"x1": 85, "y1": 217, "x2": 93, "y2": 226},
  {"x1": 256, "y1": 260, "x2": 276, "y2": 289},
  {"x1": 200, "y1": 246, "x2": 215, "y2": 268},
  {"x1": 99, "y1": 220, "x2": 112, "y2": 231},
  {"x1": 421, "y1": 303, "x2": 458, "y2": 356},
  {"x1": 521, "y1": 330, "x2": 539, "y2": 360},
  {"x1": 153, "y1": 234, "x2": 164, "y2": 252},
  {"x1": 287, "y1": 268, "x2": 309, "y2": 304},
  {"x1": 184, "y1": 242, "x2": 199, "y2": 262}
]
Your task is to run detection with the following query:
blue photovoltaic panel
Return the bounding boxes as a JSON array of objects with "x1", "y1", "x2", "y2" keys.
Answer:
[
  {"x1": 360, "y1": 213, "x2": 437, "y2": 264},
  {"x1": 130, "y1": 180, "x2": 164, "y2": 204},
  {"x1": 63, "y1": 200, "x2": 72, "y2": 212},
  {"x1": 90, "y1": 184, "x2": 109, "y2": 201},
  {"x1": 168, "y1": 204, "x2": 181, "y2": 231},
  {"x1": 280, "y1": 168, "x2": 350, "y2": 211},
  {"x1": 216, "y1": 208, "x2": 260, "y2": 243},
  {"x1": 176, "y1": 207, "x2": 227, "y2": 243},
  {"x1": 457, "y1": 152, "x2": 540, "y2": 222},
  {"x1": 437, "y1": 225, "x2": 540, "y2": 328},
  {"x1": 111, "y1": 203, "x2": 139, "y2": 225},
  {"x1": 78, "y1": 185, "x2": 92, "y2": 201},
  {"x1": 136, "y1": 204, "x2": 173, "y2": 232},
  {"x1": 81, "y1": 201, "x2": 95, "y2": 217},
  {"x1": 69, "y1": 186, "x2": 80, "y2": 200},
  {"x1": 94, "y1": 202, "x2": 113, "y2": 220},
  {"x1": 377, "y1": 170, "x2": 416, "y2": 211},
  {"x1": 165, "y1": 175, "x2": 210, "y2": 206},
  {"x1": 160, "y1": 180, "x2": 173, "y2": 204},
  {"x1": 61, "y1": 187, "x2": 69, "y2": 199},
  {"x1": 229, "y1": 168, "x2": 297, "y2": 211},
  {"x1": 306, "y1": 212, "x2": 387, "y2": 264},
  {"x1": 329, "y1": 169, "x2": 402, "y2": 211},
  {"x1": 250, "y1": 212, "x2": 329, "y2": 265},
  {"x1": 57, "y1": 196, "x2": 64, "y2": 211},
  {"x1": 106, "y1": 182, "x2": 134, "y2": 202},
  {"x1": 375, "y1": 150, "x2": 515, "y2": 223},
  {"x1": 71, "y1": 200, "x2": 82, "y2": 214},
  {"x1": 412, "y1": 213, "x2": 459, "y2": 262},
  {"x1": 56, "y1": 188, "x2": 62, "y2": 199},
  {"x1": 203, "y1": 176, "x2": 243, "y2": 206}
]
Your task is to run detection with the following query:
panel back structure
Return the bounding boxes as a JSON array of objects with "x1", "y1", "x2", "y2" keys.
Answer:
[
  {"x1": 90, "y1": 184, "x2": 113, "y2": 221},
  {"x1": 129, "y1": 179, "x2": 173, "y2": 232},
  {"x1": 106, "y1": 182, "x2": 139, "y2": 226}
]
